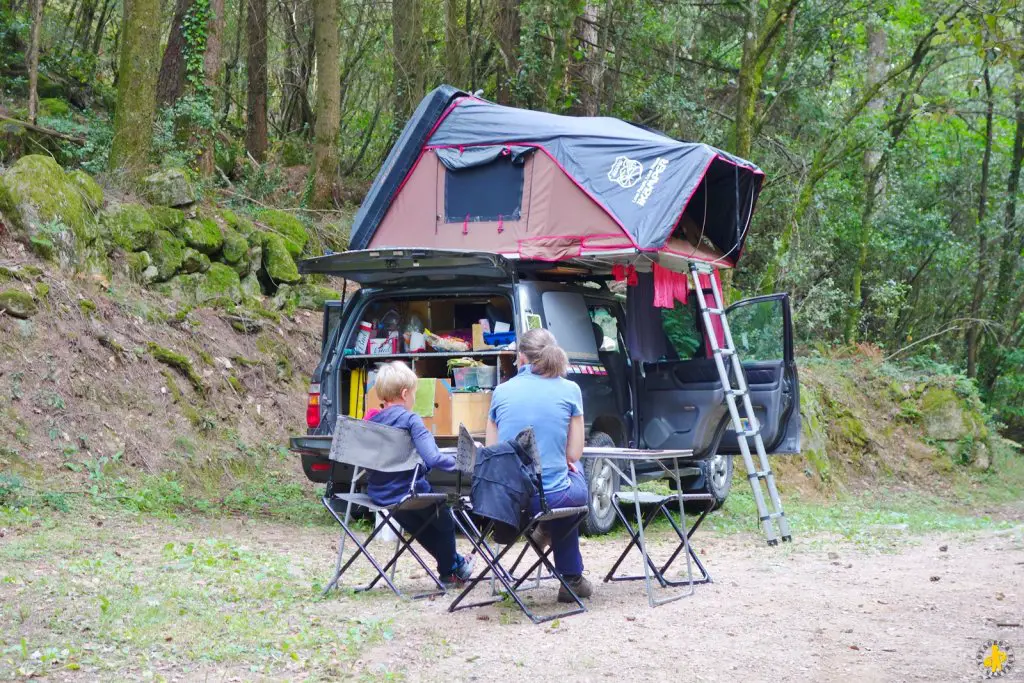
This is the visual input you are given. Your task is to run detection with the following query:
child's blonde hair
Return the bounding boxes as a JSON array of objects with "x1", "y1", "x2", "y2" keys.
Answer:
[{"x1": 373, "y1": 361, "x2": 419, "y2": 402}]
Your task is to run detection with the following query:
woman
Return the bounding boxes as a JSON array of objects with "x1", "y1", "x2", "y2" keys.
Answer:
[{"x1": 485, "y1": 328, "x2": 592, "y2": 602}]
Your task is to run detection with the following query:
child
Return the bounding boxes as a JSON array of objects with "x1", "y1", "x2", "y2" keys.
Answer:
[{"x1": 366, "y1": 361, "x2": 473, "y2": 585}]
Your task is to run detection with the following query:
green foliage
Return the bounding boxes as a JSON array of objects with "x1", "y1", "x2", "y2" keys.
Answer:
[{"x1": 661, "y1": 304, "x2": 702, "y2": 359}]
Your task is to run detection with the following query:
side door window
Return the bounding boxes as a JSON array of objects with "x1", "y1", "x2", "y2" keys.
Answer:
[
  {"x1": 719, "y1": 293, "x2": 800, "y2": 454},
  {"x1": 725, "y1": 295, "x2": 792, "y2": 363}
]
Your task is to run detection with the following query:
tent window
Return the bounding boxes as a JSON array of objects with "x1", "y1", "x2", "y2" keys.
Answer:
[{"x1": 444, "y1": 155, "x2": 524, "y2": 223}]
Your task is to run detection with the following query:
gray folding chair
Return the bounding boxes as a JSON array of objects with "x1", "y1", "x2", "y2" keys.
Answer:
[
  {"x1": 321, "y1": 415, "x2": 449, "y2": 599},
  {"x1": 449, "y1": 428, "x2": 590, "y2": 624}
]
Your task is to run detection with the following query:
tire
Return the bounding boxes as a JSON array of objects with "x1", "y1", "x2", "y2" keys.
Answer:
[
  {"x1": 581, "y1": 432, "x2": 619, "y2": 536},
  {"x1": 690, "y1": 453, "x2": 733, "y2": 511}
]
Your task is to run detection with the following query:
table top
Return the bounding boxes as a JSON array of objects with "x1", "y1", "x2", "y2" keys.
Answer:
[{"x1": 580, "y1": 447, "x2": 695, "y2": 461}]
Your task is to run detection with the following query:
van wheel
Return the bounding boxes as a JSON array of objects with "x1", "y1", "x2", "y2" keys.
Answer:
[
  {"x1": 581, "y1": 432, "x2": 619, "y2": 536},
  {"x1": 698, "y1": 453, "x2": 733, "y2": 510}
]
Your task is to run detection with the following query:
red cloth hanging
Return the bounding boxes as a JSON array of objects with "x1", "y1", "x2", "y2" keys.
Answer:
[
  {"x1": 463, "y1": 214, "x2": 469, "y2": 235},
  {"x1": 652, "y1": 264, "x2": 689, "y2": 308},
  {"x1": 613, "y1": 264, "x2": 639, "y2": 285},
  {"x1": 627, "y1": 266, "x2": 639, "y2": 286},
  {"x1": 652, "y1": 264, "x2": 674, "y2": 308},
  {"x1": 497, "y1": 214, "x2": 504, "y2": 234}
]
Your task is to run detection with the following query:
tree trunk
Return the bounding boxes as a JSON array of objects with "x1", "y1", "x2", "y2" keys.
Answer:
[
  {"x1": 444, "y1": 0, "x2": 466, "y2": 86},
  {"x1": 155, "y1": 0, "x2": 192, "y2": 106},
  {"x1": 196, "y1": 0, "x2": 224, "y2": 175},
  {"x1": 91, "y1": 0, "x2": 115, "y2": 57},
  {"x1": 109, "y1": 0, "x2": 162, "y2": 177},
  {"x1": 966, "y1": 64, "x2": 995, "y2": 378},
  {"x1": 222, "y1": 0, "x2": 244, "y2": 122},
  {"x1": 844, "y1": 20, "x2": 887, "y2": 343},
  {"x1": 494, "y1": 0, "x2": 520, "y2": 105},
  {"x1": 392, "y1": 0, "x2": 425, "y2": 123},
  {"x1": 26, "y1": 0, "x2": 44, "y2": 125},
  {"x1": 992, "y1": 70, "x2": 1024, "y2": 328},
  {"x1": 245, "y1": 0, "x2": 268, "y2": 161},
  {"x1": 572, "y1": 1, "x2": 601, "y2": 116},
  {"x1": 74, "y1": 0, "x2": 97, "y2": 52},
  {"x1": 309, "y1": 0, "x2": 340, "y2": 208}
]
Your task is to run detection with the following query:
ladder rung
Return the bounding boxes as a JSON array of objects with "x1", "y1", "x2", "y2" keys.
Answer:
[
  {"x1": 737, "y1": 429, "x2": 760, "y2": 438},
  {"x1": 725, "y1": 388, "x2": 747, "y2": 399},
  {"x1": 713, "y1": 347, "x2": 736, "y2": 357},
  {"x1": 746, "y1": 470, "x2": 772, "y2": 481},
  {"x1": 759, "y1": 512, "x2": 786, "y2": 522},
  {"x1": 704, "y1": 307, "x2": 725, "y2": 315}
]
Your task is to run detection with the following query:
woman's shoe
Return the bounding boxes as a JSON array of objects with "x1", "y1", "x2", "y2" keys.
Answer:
[{"x1": 557, "y1": 575, "x2": 593, "y2": 602}]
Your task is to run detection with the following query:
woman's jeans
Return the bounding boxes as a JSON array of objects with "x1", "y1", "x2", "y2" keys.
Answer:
[
  {"x1": 391, "y1": 506, "x2": 459, "y2": 576},
  {"x1": 528, "y1": 469, "x2": 589, "y2": 576}
]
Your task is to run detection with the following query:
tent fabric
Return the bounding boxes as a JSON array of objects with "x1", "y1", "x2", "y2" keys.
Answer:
[
  {"x1": 348, "y1": 85, "x2": 764, "y2": 267},
  {"x1": 435, "y1": 145, "x2": 535, "y2": 170}
]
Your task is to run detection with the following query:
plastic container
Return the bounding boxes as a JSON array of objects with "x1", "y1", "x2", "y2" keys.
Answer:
[{"x1": 452, "y1": 365, "x2": 497, "y2": 389}]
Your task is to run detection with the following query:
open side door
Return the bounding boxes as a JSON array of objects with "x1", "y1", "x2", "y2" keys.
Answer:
[
  {"x1": 717, "y1": 293, "x2": 801, "y2": 454},
  {"x1": 298, "y1": 248, "x2": 514, "y2": 286}
]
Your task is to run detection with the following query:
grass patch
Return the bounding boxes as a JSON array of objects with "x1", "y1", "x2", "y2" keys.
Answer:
[{"x1": 0, "y1": 516, "x2": 392, "y2": 680}]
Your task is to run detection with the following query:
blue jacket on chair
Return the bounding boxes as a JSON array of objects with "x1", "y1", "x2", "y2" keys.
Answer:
[{"x1": 470, "y1": 440, "x2": 538, "y2": 543}]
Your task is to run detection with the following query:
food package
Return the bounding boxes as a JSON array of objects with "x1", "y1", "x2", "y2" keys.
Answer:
[
  {"x1": 369, "y1": 334, "x2": 399, "y2": 355},
  {"x1": 425, "y1": 329, "x2": 470, "y2": 352},
  {"x1": 354, "y1": 321, "x2": 373, "y2": 354}
]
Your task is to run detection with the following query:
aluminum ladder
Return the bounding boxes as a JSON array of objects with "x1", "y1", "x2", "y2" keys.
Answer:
[{"x1": 688, "y1": 262, "x2": 792, "y2": 545}]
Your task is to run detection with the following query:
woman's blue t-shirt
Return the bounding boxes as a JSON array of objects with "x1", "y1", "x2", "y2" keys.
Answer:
[{"x1": 488, "y1": 365, "x2": 583, "y2": 493}]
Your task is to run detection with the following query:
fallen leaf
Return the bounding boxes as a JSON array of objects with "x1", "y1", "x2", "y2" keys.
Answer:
[
  {"x1": 929, "y1": 576, "x2": 940, "y2": 582},
  {"x1": 939, "y1": 545, "x2": 948, "y2": 552},
  {"x1": 476, "y1": 614, "x2": 490, "y2": 621},
  {"x1": 849, "y1": 645, "x2": 860, "y2": 651}
]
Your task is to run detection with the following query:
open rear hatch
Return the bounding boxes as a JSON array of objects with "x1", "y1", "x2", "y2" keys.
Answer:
[{"x1": 298, "y1": 248, "x2": 515, "y2": 286}]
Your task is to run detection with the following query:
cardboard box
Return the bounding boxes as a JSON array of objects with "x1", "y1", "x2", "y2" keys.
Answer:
[{"x1": 364, "y1": 378, "x2": 491, "y2": 436}]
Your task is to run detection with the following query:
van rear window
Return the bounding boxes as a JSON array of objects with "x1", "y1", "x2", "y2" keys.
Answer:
[{"x1": 541, "y1": 291, "x2": 599, "y2": 361}]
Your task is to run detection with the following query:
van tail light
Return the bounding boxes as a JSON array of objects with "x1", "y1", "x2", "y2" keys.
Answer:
[
  {"x1": 306, "y1": 384, "x2": 321, "y2": 428},
  {"x1": 311, "y1": 462, "x2": 331, "y2": 473}
]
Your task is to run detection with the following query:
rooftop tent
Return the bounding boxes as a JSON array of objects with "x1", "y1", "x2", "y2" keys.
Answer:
[{"x1": 348, "y1": 85, "x2": 764, "y2": 269}]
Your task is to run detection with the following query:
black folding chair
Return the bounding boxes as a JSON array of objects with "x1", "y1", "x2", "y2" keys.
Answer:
[
  {"x1": 448, "y1": 429, "x2": 590, "y2": 624},
  {"x1": 321, "y1": 415, "x2": 449, "y2": 599}
]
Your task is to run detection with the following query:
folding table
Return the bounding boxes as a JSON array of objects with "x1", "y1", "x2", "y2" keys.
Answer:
[{"x1": 580, "y1": 448, "x2": 716, "y2": 607}]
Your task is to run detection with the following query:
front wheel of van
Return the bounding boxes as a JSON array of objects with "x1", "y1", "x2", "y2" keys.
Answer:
[{"x1": 581, "y1": 432, "x2": 619, "y2": 536}]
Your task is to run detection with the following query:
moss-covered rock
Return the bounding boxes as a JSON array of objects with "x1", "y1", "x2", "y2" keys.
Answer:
[
  {"x1": 125, "y1": 251, "x2": 154, "y2": 282},
  {"x1": 175, "y1": 218, "x2": 223, "y2": 255},
  {"x1": 920, "y1": 388, "x2": 966, "y2": 442},
  {"x1": 220, "y1": 208, "x2": 256, "y2": 237},
  {"x1": 67, "y1": 170, "x2": 103, "y2": 210},
  {"x1": 147, "y1": 229, "x2": 185, "y2": 281},
  {"x1": 293, "y1": 284, "x2": 342, "y2": 310},
  {"x1": 101, "y1": 203, "x2": 157, "y2": 251},
  {"x1": 240, "y1": 273, "x2": 262, "y2": 299},
  {"x1": 255, "y1": 209, "x2": 308, "y2": 257},
  {"x1": 180, "y1": 248, "x2": 211, "y2": 274},
  {"x1": 142, "y1": 168, "x2": 194, "y2": 207},
  {"x1": 0, "y1": 154, "x2": 99, "y2": 264},
  {"x1": 39, "y1": 98, "x2": 70, "y2": 118},
  {"x1": 196, "y1": 263, "x2": 242, "y2": 304},
  {"x1": 260, "y1": 234, "x2": 301, "y2": 286},
  {"x1": 0, "y1": 289, "x2": 37, "y2": 319},
  {"x1": 147, "y1": 206, "x2": 185, "y2": 232},
  {"x1": 221, "y1": 229, "x2": 248, "y2": 265}
]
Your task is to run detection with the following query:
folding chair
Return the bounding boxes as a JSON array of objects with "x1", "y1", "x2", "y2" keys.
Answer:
[
  {"x1": 605, "y1": 490, "x2": 715, "y2": 599},
  {"x1": 448, "y1": 429, "x2": 590, "y2": 624},
  {"x1": 321, "y1": 415, "x2": 449, "y2": 599}
]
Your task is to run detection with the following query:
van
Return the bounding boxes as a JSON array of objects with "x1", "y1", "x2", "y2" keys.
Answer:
[{"x1": 289, "y1": 249, "x2": 800, "y2": 535}]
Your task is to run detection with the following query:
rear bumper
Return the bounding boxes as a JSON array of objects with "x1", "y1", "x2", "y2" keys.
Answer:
[{"x1": 292, "y1": 435, "x2": 704, "y2": 487}]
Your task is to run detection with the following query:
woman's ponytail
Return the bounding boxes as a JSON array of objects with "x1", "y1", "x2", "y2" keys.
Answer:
[{"x1": 519, "y1": 328, "x2": 569, "y2": 378}]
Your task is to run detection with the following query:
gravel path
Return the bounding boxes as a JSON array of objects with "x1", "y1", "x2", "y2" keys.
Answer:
[{"x1": 342, "y1": 526, "x2": 1024, "y2": 682}]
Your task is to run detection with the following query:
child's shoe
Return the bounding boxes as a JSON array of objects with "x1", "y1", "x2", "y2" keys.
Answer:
[{"x1": 440, "y1": 554, "x2": 475, "y2": 587}]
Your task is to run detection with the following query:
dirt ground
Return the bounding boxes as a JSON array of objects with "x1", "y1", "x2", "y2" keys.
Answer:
[
  {"x1": 344, "y1": 525, "x2": 1024, "y2": 683},
  {"x1": 6, "y1": 510, "x2": 1020, "y2": 682}
]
